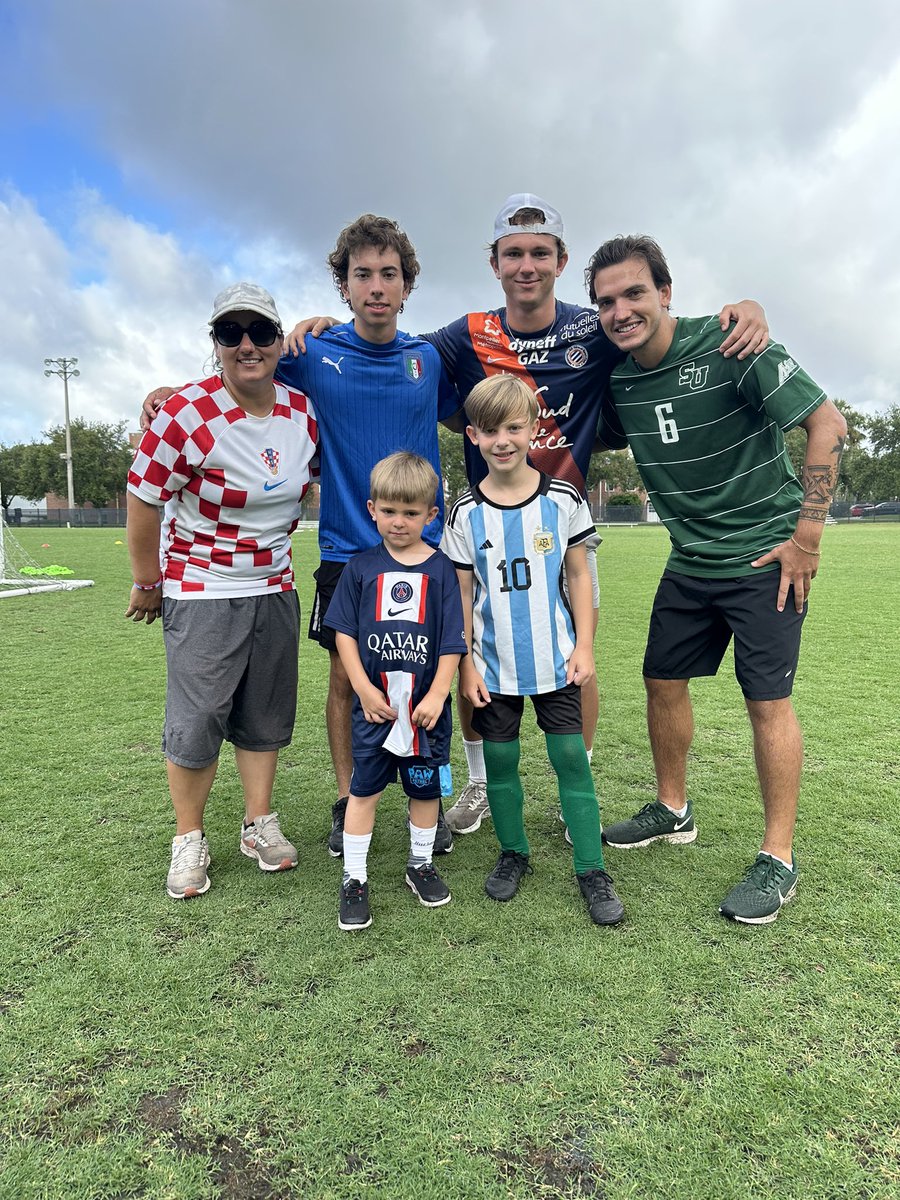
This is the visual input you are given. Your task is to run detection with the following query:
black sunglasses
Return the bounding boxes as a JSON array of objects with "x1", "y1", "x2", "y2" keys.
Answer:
[{"x1": 213, "y1": 318, "x2": 280, "y2": 348}]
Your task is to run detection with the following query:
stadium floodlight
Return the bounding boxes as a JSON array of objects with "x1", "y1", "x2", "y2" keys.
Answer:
[{"x1": 43, "y1": 357, "x2": 80, "y2": 527}]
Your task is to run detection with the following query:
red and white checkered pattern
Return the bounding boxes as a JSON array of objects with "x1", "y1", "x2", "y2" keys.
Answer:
[{"x1": 128, "y1": 375, "x2": 317, "y2": 597}]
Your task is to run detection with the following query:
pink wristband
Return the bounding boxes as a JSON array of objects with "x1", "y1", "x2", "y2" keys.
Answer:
[{"x1": 132, "y1": 578, "x2": 163, "y2": 591}]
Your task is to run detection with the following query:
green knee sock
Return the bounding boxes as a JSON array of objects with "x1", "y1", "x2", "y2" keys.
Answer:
[
  {"x1": 482, "y1": 738, "x2": 529, "y2": 858},
  {"x1": 545, "y1": 733, "x2": 605, "y2": 873}
]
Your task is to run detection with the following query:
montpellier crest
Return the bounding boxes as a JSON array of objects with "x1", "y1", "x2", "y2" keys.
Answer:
[{"x1": 260, "y1": 448, "x2": 280, "y2": 476}]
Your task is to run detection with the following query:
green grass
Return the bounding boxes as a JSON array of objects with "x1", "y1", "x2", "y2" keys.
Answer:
[{"x1": 1, "y1": 525, "x2": 897, "y2": 1200}]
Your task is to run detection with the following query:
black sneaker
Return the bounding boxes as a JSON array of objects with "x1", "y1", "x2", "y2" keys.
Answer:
[
  {"x1": 577, "y1": 869, "x2": 625, "y2": 926},
  {"x1": 338, "y1": 878, "x2": 371, "y2": 931},
  {"x1": 433, "y1": 802, "x2": 454, "y2": 855},
  {"x1": 405, "y1": 862, "x2": 451, "y2": 908},
  {"x1": 484, "y1": 850, "x2": 532, "y2": 902},
  {"x1": 328, "y1": 796, "x2": 348, "y2": 858}
]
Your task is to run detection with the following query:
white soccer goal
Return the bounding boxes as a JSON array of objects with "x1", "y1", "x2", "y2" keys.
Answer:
[{"x1": 0, "y1": 506, "x2": 94, "y2": 598}]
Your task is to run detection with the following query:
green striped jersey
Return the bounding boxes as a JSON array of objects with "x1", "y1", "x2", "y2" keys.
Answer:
[{"x1": 596, "y1": 315, "x2": 826, "y2": 577}]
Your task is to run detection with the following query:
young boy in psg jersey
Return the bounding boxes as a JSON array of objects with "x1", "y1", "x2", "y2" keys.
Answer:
[
  {"x1": 323, "y1": 453, "x2": 467, "y2": 931},
  {"x1": 441, "y1": 376, "x2": 625, "y2": 927}
]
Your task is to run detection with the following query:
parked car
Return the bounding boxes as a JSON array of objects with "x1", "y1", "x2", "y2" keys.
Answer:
[
  {"x1": 874, "y1": 501, "x2": 900, "y2": 515},
  {"x1": 850, "y1": 502, "x2": 876, "y2": 517}
]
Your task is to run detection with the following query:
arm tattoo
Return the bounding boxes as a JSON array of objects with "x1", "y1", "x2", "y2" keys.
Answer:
[
  {"x1": 799, "y1": 506, "x2": 827, "y2": 524},
  {"x1": 802, "y1": 463, "x2": 837, "y2": 505}
]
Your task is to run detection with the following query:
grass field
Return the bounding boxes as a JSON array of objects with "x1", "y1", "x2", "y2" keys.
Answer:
[{"x1": 1, "y1": 525, "x2": 897, "y2": 1200}]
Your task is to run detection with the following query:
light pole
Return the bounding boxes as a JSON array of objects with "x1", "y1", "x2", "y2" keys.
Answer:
[{"x1": 43, "y1": 357, "x2": 80, "y2": 528}]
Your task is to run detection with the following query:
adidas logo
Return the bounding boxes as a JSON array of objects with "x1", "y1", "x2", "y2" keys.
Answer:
[{"x1": 479, "y1": 539, "x2": 493, "y2": 550}]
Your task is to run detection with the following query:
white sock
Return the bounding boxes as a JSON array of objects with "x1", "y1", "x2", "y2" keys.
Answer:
[
  {"x1": 586, "y1": 747, "x2": 593, "y2": 763},
  {"x1": 669, "y1": 801, "x2": 688, "y2": 818},
  {"x1": 343, "y1": 832, "x2": 371, "y2": 883},
  {"x1": 463, "y1": 738, "x2": 487, "y2": 783},
  {"x1": 408, "y1": 821, "x2": 437, "y2": 868},
  {"x1": 761, "y1": 850, "x2": 793, "y2": 870},
  {"x1": 173, "y1": 829, "x2": 203, "y2": 844}
]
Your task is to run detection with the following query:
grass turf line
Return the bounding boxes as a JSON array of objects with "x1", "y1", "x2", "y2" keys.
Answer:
[{"x1": 0, "y1": 525, "x2": 897, "y2": 1199}]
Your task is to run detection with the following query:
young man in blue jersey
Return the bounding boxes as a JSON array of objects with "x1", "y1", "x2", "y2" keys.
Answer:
[
  {"x1": 442, "y1": 375, "x2": 625, "y2": 927},
  {"x1": 324, "y1": 453, "x2": 467, "y2": 930},
  {"x1": 141, "y1": 216, "x2": 461, "y2": 858},
  {"x1": 587, "y1": 235, "x2": 847, "y2": 925},
  {"x1": 290, "y1": 196, "x2": 769, "y2": 839}
]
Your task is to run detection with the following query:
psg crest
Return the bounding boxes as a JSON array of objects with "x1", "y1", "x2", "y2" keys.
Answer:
[{"x1": 391, "y1": 580, "x2": 414, "y2": 604}]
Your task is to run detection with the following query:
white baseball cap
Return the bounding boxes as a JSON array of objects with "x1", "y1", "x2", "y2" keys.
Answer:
[
  {"x1": 209, "y1": 282, "x2": 281, "y2": 327},
  {"x1": 492, "y1": 193, "x2": 565, "y2": 243}
]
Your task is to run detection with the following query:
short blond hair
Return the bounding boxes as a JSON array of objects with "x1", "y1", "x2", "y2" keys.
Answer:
[
  {"x1": 369, "y1": 452, "x2": 439, "y2": 506},
  {"x1": 465, "y1": 375, "x2": 539, "y2": 430}
]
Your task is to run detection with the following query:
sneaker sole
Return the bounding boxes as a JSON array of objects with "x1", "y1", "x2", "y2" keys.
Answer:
[
  {"x1": 405, "y1": 877, "x2": 452, "y2": 908},
  {"x1": 166, "y1": 877, "x2": 211, "y2": 900},
  {"x1": 239, "y1": 843, "x2": 297, "y2": 872},
  {"x1": 338, "y1": 915, "x2": 372, "y2": 931},
  {"x1": 720, "y1": 882, "x2": 797, "y2": 925},
  {"x1": 603, "y1": 828, "x2": 698, "y2": 849},
  {"x1": 327, "y1": 844, "x2": 343, "y2": 858}
]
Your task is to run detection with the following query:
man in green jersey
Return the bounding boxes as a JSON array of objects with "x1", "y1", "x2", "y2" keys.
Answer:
[{"x1": 588, "y1": 235, "x2": 847, "y2": 925}]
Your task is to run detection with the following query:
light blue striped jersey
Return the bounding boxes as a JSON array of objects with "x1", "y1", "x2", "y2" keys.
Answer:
[{"x1": 442, "y1": 473, "x2": 594, "y2": 695}]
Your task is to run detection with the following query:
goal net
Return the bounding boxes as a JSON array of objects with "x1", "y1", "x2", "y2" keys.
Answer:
[{"x1": 0, "y1": 511, "x2": 94, "y2": 598}]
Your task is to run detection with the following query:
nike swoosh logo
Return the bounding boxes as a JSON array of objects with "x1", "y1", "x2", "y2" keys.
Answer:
[
  {"x1": 387, "y1": 606, "x2": 411, "y2": 616},
  {"x1": 263, "y1": 480, "x2": 288, "y2": 492},
  {"x1": 624, "y1": 385, "x2": 634, "y2": 391},
  {"x1": 674, "y1": 816, "x2": 691, "y2": 830}
]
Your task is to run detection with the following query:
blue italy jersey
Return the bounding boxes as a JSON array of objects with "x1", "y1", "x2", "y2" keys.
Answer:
[
  {"x1": 425, "y1": 303, "x2": 623, "y2": 495},
  {"x1": 323, "y1": 544, "x2": 467, "y2": 759},
  {"x1": 442, "y1": 474, "x2": 595, "y2": 696},
  {"x1": 276, "y1": 324, "x2": 459, "y2": 562}
]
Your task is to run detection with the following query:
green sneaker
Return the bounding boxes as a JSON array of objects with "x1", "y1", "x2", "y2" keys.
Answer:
[
  {"x1": 602, "y1": 800, "x2": 697, "y2": 848},
  {"x1": 719, "y1": 854, "x2": 798, "y2": 925}
]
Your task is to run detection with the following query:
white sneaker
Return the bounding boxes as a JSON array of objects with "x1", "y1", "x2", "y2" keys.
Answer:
[
  {"x1": 240, "y1": 811, "x2": 298, "y2": 872},
  {"x1": 444, "y1": 781, "x2": 490, "y2": 834},
  {"x1": 166, "y1": 830, "x2": 211, "y2": 899}
]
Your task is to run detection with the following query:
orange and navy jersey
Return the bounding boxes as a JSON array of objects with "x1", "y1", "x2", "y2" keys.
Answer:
[{"x1": 425, "y1": 303, "x2": 623, "y2": 495}]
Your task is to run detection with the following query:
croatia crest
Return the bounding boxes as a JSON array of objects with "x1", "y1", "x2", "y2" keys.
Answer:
[
  {"x1": 260, "y1": 448, "x2": 280, "y2": 476},
  {"x1": 404, "y1": 352, "x2": 424, "y2": 381}
]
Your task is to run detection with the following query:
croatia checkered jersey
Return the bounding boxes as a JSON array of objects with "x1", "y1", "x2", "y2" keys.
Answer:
[
  {"x1": 275, "y1": 324, "x2": 459, "y2": 562},
  {"x1": 424, "y1": 303, "x2": 623, "y2": 495},
  {"x1": 323, "y1": 543, "x2": 467, "y2": 760},
  {"x1": 442, "y1": 473, "x2": 595, "y2": 696},
  {"x1": 127, "y1": 375, "x2": 318, "y2": 598},
  {"x1": 596, "y1": 316, "x2": 827, "y2": 578}
]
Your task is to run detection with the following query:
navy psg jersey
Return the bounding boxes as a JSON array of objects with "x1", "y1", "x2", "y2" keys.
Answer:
[
  {"x1": 324, "y1": 543, "x2": 467, "y2": 759},
  {"x1": 425, "y1": 302, "x2": 623, "y2": 495}
]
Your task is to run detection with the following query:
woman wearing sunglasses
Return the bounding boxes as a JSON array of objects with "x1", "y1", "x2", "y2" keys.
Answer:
[{"x1": 126, "y1": 283, "x2": 319, "y2": 899}]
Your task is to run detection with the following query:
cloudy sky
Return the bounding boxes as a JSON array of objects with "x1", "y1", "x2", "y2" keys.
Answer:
[{"x1": 2, "y1": 0, "x2": 898, "y2": 448}]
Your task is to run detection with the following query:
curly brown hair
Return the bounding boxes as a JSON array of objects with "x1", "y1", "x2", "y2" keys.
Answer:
[{"x1": 328, "y1": 215, "x2": 420, "y2": 302}]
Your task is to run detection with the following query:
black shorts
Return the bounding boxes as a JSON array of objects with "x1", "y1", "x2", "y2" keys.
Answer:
[
  {"x1": 471, "y1": 683, "x2": 582, "y2": 742},
  {"x1": 307, "y1": 560, "x2": 346, "y2": 652},
  {"x1": 351, "y1": 753, "x2": 441, "y2": 800},
  {"x1": 642, "y1": 569, "x2": 807, "y2": 701}
]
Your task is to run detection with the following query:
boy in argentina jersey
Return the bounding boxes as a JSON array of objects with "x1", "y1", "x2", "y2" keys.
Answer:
[
  {"x1": 442, "y1": 376, "x2": 625, "y2": 927},
  {"x1": 324, "y1": 454, "x2": 466, "y2": 931},
  {"x1": 588, "y1": 235, "x2": 848, "y2": 926}
]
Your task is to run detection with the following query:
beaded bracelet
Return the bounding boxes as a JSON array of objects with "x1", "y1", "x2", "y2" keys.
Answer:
[
  {"x1": 789, "y1": 535, "x2": 821, "y2": 557},
  {"x1": 132, "y1": 578, "x2": 163, "y2": 591}
]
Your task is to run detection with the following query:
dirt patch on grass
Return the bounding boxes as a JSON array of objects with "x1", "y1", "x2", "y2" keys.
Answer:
[{"x1": 492, "y1": 1130, "x2": 607, "y2": 1198}]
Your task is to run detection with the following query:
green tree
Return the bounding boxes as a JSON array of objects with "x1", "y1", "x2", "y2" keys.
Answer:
[
  {"x1": 0, "y1": 444, "x2": 27, "y2": 513},
  {"x1": 587, "y1": 448, "x2": 643, "y2": 493},
  {"x1": 438, "y1": 424, "x2": 468, "y2": 502},
  {"x1": 857, "y1": 404, "x2": 900, "y2": 500},
  {"x1": 14, "y1": 420, "x2": 134, "y2": 507}
]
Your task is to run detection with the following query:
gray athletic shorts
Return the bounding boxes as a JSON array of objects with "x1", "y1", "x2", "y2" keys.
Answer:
[
  {"x1": 161, "y1": 591, "x2": 300, "y2": 768},
  {"x1": 562, "y1": 532, "x2": 601, "y2": 610}
]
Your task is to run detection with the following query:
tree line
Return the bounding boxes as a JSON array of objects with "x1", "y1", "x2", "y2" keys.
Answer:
[{"x1": 2, "y1": 400, "x2": 899, "y2": 516}]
